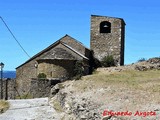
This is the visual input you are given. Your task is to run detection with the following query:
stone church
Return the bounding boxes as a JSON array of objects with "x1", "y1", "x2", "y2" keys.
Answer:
[{"x1": 16, "y1": 15, "x2": 125, "y2": 94}]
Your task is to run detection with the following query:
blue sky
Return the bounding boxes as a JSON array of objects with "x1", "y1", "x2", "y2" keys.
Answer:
[{"x1": 0, "y1": 0, "x2": 160, "y2": 70}]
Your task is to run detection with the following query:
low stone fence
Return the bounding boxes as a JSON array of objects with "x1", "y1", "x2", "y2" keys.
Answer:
[
  {"x1": 30, "y1": 78, "x2": 61, "y2": 98},
  {"x1": 0, "y1": 78, "x2": 16, "y2": 100},
  {"x1": 0, "y1": 78, "x2": 63, "y2": 99}
]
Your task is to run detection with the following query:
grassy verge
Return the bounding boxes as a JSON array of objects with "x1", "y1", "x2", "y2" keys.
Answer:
[
  {"x1": 0, "y1": 100, "x2": 9, "y2": 114},
  {"x1": 79, "y1": 69, "x2": 160, "y2": 93},
  {"x1": 51, "y1": 98, "x2": 63, "y2": 113}
]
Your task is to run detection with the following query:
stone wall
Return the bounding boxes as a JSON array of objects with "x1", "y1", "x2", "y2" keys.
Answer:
[
  {"x1": 37, "y1": 59, "x2": 76, "y2": 79},
  {"x1": 0, "y1": 79, "x2": 16, "y2": 100},
  {"x1": 30, "y1": 78, "x2": 60, "y2": 98},
  {"x1": 90, "y1": 15, "x2": 125, "y2": 65},
  {"x1": 16, "y1": 59, "x2": 37, "y2": 94},
  {"x1": 0, "y1": 78, "x2": 60, "y2": 99}
]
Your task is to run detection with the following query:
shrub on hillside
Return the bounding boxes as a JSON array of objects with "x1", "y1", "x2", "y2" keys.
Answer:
[{"x1": 101, "y1": 55, "x2": 115, "y2": 67}]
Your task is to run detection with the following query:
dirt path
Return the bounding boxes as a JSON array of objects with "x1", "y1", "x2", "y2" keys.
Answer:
[{"x1": 0, "y1": 98, "x2": 60, "y2": 120}]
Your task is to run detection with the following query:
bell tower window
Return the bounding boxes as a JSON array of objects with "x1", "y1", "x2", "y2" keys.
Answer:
[{"x1": 100, "y1": 21, "x2": 111, "y2": 33}]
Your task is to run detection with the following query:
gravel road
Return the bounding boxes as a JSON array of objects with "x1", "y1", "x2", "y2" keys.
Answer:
[{"x1": 0, "y1": 98, "x2": 60, "y2": 120}]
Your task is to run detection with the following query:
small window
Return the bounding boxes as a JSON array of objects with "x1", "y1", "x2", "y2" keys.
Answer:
[{"x1": 100, "y1": 21, "x2": 111, "y2": 33}]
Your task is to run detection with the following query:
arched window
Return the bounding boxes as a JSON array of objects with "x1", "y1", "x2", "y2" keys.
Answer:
[{"x1": 100, "y1": 21, "x2": 111, "y2": 33}]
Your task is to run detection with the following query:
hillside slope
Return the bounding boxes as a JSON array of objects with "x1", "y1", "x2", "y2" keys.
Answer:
[{"x1": 50, "y1": 58, "x2": 160, "y2": 120}]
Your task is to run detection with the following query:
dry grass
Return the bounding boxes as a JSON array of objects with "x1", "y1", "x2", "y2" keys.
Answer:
[
  {"x1": 51, "y1": 98, "x2": 63, "y2": 113},
  {"x1": 0, "y1": 100, "x2": 9, "y2": 114},
  {"x1": 83, "y1": 69, "x2": 160, "y2": 92}
]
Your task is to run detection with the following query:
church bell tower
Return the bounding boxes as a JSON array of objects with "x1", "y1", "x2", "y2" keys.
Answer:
[{"x1": 90, "y1": 15, "x2": 125, "y2": 65}]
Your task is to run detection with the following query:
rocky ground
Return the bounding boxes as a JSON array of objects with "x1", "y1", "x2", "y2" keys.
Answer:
[{"x1": 50, "y1": 58, "x2": 160, "y2": 120}]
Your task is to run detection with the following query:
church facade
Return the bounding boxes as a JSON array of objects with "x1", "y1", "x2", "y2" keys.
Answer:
[{"x1": 16, "y1": 15, "x2": 125, "y2": 94}]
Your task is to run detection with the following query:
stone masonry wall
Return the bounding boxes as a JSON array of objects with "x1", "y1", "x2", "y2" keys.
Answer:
[
  {"x1": 16, "y1": 59, "x2": 37, "y2": 95},
  {"x1": 90, "y1": 15, "x2": 125, "y2": 65},
  {"x1": 37, "y1": 59, "x2": 76, "y2": 79},
  {"x1": 0, "y1": 79, "x2": 16, "y2": 100},
  {"x1": 30, "y1": 79, "x2": 60, "y2": 98}
]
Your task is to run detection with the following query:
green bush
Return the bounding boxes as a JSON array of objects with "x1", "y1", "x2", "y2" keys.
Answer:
[
  {"x1": 37, "y1": 73, "x2": 47, "y2": 79},
  {"x1": 101, "y1": 55, "x2": 115, "y2": 67}
]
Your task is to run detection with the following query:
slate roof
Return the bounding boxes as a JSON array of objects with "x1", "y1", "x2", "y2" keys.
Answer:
[
  {"x1": 39, "y1": 47, "x2": 76, "y2": 60},
  {"x1": 16, "y1": 35, "x2": 90, "y2": 69}
]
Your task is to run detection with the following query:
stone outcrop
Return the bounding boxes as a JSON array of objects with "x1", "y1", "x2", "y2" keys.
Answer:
[
  {"x1": 135, "y1": 58, "x2": 160, "y2": 71},
  {"x1": 50, "y1": 83, "x2": 102, "y2": 120}
]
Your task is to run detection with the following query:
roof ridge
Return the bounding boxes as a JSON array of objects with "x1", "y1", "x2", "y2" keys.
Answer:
[{"x1": 61, "y1": 34, "x2": 90, "y2": 50}]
